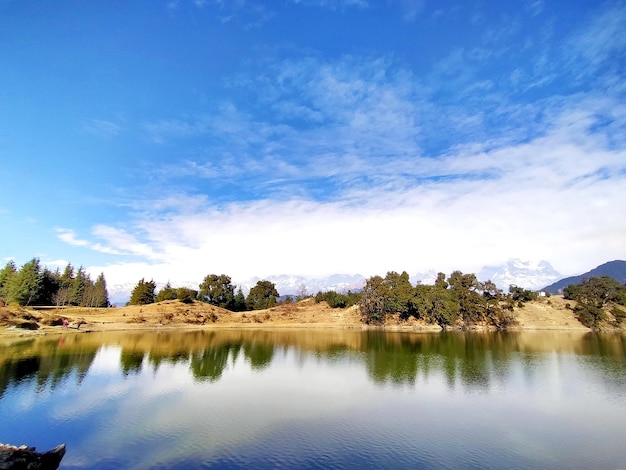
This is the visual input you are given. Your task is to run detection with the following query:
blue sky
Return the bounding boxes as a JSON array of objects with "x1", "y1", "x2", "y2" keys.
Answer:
[{"x1": 1, "y1": 0, "x2": 625, "y2": 292}]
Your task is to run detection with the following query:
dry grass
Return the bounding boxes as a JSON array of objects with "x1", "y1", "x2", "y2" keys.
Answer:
[{"x1": 1, "y1": 295, "x2": 621, "y2": 338}]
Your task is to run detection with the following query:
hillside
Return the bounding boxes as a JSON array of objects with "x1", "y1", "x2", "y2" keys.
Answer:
[
  {"x1": 2, "y1": 296, "x2": 616, "y2": 336},
  {"x1": 543, "y1": 260, "x2": 626, "y2": 294}
]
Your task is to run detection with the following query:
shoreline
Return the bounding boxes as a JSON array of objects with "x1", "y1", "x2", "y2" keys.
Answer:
[{"x1": 2, "y1": 296, "x2": 623, "y2": 339}]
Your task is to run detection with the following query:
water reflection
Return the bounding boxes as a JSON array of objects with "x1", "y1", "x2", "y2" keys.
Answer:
[
  {"x1": 1, "y1": 329, "x2": 626, "y2": 470},
  {"x1": 1, "y1": 329, "x2": 625, "y2": 394}
]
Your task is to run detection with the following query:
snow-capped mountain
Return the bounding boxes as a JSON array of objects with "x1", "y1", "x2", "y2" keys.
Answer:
[
  {"x1": 239, "y1": 274, "x2": 366, "y2": 296},
  {"x1": 411, "y1": 269, "x2": 439, "y2": 286},
  {"x1": 106, "y1": 261, "x2": 561, "y2": 305},
  {"x1": 477, "y1": 259, "x2": 561, "y2": 291}
]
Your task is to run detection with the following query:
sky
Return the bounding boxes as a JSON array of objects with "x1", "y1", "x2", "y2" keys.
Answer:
[{"x1": 1, "y1": 0, "x2": 625, "y2": 291}]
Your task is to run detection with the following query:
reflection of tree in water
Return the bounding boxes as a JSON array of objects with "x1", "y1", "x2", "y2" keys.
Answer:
[
  {"x1": 190, "y1": 343, "x2": 241, "y2": 382},
  {"x1": 2, "y1": 330, "x2": 626, "y2": 397},
  {"x1": 148, "y1": 350, "x2": 190, "y2": 370},
  {"x1": 0, "y1": 342, "x2": 97, "y2": 397},
  {"x1": 575, "y1": 333, "x2": 626, "y2": 394},
  {"x1": 243, "y1": 342, "x2": 274, "y2": 370},
  {"x1": 361, "y1": 331, "x2": 530, "y2": 390},
  {"x1": 120, "y1": 351, "x2": 145, "y2": 376},
  {"x1": 364, "y1": 331, "x2": 420, "y2": 385}
]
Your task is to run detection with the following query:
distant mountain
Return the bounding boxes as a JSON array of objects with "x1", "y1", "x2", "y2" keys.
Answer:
[
  {"x1": 477, "y1": 259, "x2": 562, "y2": 291},
  {"x1": 411, "y1": 269, "x2": 439, "y2": 286},
  {"x1": 240, "y1": 274, "x2": 366, "y2": 296},
  {"x1": 542, "y1": 260, "x2": 626, "y2": 294}
]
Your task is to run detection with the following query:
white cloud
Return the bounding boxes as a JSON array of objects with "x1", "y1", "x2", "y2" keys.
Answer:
[
  {"x1": 77, "y1": 6, "x2": 626, "y2": 291},
  {"x1": 82, "y1": 111, "x2": 626, "y2": 291},
  {"x1": 56, "y1": 229, "x2": 90, "y2": 247}
]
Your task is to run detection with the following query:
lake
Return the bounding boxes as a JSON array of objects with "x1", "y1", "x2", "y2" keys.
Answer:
[{"x1": 1, "y1": 329, "x2": 625, "y2": 469}]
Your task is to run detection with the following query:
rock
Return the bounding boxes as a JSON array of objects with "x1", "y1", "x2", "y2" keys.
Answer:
[{"x1": 0, "y1": 443, "x2": 65, "y2": 470}]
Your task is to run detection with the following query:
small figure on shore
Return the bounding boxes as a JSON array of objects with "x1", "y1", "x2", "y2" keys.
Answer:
[{"x1": 62, "y1": 319, "x2": 69, "y2": 328}]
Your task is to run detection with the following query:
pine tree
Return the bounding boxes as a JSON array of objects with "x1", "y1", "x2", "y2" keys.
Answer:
[
  {"x1": 0, "y1": 260, "x2": 17, "y2": 301},
  {"x1": 129, "y1": 278, "x2": 156, "y2": 305},
  {"x1": 233, "y1": 287, "x2": 246, "y2": 312},
  {"x1": 7, "y1": 258, "x2": 42, "y2": 306},
  {"x1": 70, "y1": 267, "x2": 88, "y2": 306},
  {"x1": 93, "y1": 272, "x2": 109, "y2": 307}
]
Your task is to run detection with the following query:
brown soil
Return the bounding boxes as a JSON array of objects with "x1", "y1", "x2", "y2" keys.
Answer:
[
  {"x1": 0, "y1": 295, "x2": 619, "y2": 338},
  {"x1": 511, "y1": 295, "x2": 589, "y2": 330}
]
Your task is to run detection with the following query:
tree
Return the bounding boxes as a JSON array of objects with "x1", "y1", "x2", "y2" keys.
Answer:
[
  {"x1": 37, "y1": 268, "x2": 61, "y2": 306},
  {"x1": 177, "y1": 287, "x2": 198, "y2": 304},
  {"x1": 447, "y1": 271, "x2": 486, "y2": 324},
  {"x1": 509, "y1": 285, "x2": 537, "y2": 302},
  {"x1": 232, "y1": 287, "x2": 246, "y2": 312},
  {"x1": 70, "y1": 267, "x2": 88, "y2": 306},
  {"x1": 418, "y1": 278, "x2": 459, "y2": 329},
  {"x1": 129, "y1": 278, "x2": 156, "y2": 305},
  {"x1": 296, "y1": 284, "x2": 310, "y2": 301},
  {"x1": 0, "y1": 261, "x2": 17, "y2": 301},
  {"x1": 199, "y1": 274, "x2": 235, "y2": 309},
  {"x1": 572, "y1": 276, "x2": 624, "y2": 328},
  {"x1": 359, "y1": 275, "x2": 387, "y2": 324},
  {"x1": 382, "y1": 271, "x2": 416, "y2": 319},
  {"x1": 245, "y1": 280, "x2": 279, "y2": 310},
  {"x1": 156, "y1": 282, "x2": 178, "y2": 302},
  {"x1": 93, "y1": 272, "x2": 109, "y2": 307},
  {"x1": 7, "y1": 258, "x2": 42, "y2": 306}
]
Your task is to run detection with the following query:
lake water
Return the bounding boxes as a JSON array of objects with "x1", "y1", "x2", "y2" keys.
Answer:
[{"x1": 1, "y1": 329, "x2": 625, "y2": 469}]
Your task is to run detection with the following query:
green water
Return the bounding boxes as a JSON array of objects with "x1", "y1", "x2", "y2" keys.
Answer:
[{"x1": 1, "y1": 329, "x2": 625, "y2": 469}]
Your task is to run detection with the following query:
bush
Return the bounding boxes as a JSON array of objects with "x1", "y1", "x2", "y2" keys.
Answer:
[{"x1": 314, "y1": 290, "x2": 359, "y2": 308}]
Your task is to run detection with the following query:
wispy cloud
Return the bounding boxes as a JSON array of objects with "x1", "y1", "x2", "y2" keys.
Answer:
[
  {"x1": 75, "y1": 2, "x2": 626, "y2": 288},
  {"x1": 83, "y1": 119, "x2": 123, "y2": 138},
  {"x1": 56, "y1": 229, "x2": 90, "y2": 247},
  {"x1": 82, "y1": 106, "x2": 626, "y2": 287}
]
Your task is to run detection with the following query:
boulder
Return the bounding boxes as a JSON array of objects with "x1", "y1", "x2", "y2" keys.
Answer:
[{"x1": 0, "y1": 443, "x2": 65, "y2": 470}]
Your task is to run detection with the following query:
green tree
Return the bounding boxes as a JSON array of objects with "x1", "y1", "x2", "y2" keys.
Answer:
[
  {"x1": 156, "y1": 282, "x2": 178, "y2": 302},
  {"x1": 359, "y1": 275, "x2": 387, "y2": 324},
  {"x1": 233, "y1": 287, "x2": 246, "y2": 312},
  {"x1": 420, "y1": 280, "x2": 459, "y2": 329},
  {"x1": 572, "y1": 276, "x2": 624, "y2": 328},
  {"x1": 509, "y1": 285, "x2": 537, "y2": 302},
  {"x1": 199, "y1": 274, "x2": 235, "y2": 308},
  {"x1": 7, "y1": 258, "x2": 42, "y2": 306},
  {"x1": 37, "y1": 268, "x2": 61, "y2": 306},
  {"x1": 177, "y1": 287, "x2": 198, "y2": 303},
  {"x1": 245, "y1": 280, "x2": 279, "y2": 310},
  {"x1": 129, "y1": 278, "x2": 157, "y2": 305},
  {"x1": 93, "y1": 272, "x2": 109, "y2": 307},
  {"x1": 448, "y1": 271, "x2": 486, "y2": 324},
  {"x1": 70, "y1": 267, "x2": 88, "y2": 306},
  {"x1": 54, "y1": 263, "x2": 75, "y2": 306},
  {"x1": 0, "y1": 260, "x2": 17, "y2": 301},
  {"x1": 382, "y1": 271, "x2": 416, "y2": 319}
]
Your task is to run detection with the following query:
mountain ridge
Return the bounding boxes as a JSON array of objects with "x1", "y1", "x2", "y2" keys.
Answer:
[{"x1": 542, "y1": 260, "x2": 626, "y2": 294}]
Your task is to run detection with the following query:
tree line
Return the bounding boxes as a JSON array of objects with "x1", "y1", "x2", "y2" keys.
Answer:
[
  {"x1": 355, "y1": 270, "x2": 524, "y2": 329},
  {"x1": 3, "y1": 257, "x2": 624, "y2": 330},
  {"x1": 353, "y1": 270, "x2": 626, "y2": 330},
  {"x1": 128, "y1": 274, "x2": 280, "y2": 311},
  {"x1": 0, "y1": 259, "x2": 109, "y2": 307}
]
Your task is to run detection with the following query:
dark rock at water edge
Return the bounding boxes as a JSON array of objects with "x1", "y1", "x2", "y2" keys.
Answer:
[{"x1": 0, "y1": 443, "x2": 65, "y2": 470}]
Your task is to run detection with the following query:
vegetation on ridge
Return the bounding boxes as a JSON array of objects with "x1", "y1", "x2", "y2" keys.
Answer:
[{"x1": 2, "y1": 257, "x2": 625, "y2": 331}]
